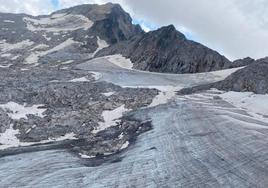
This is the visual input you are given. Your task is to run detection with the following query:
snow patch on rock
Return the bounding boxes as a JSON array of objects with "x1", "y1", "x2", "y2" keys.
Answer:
[
  {"x1": 3, "y1": 20, "x2": 15, "y2": 23},
  {"x1": 0, "y1": 39, "x2": 34, "y2": 53},
  {"x1": 92, "y1": 37, "x2": 109, "y2": 57},
  {"x1": 0, "y1": 125, "x2": 77, "y2": 150},
  {"x1": 23, "y1": 13, "x2": 93, "y2": 32},
  {"x1": 219, "y1": 91, "x2": 268, "y2": 119},
  {"x1": 0, "y1": 102, "x2": 46, "y2": 120},
  {"x1": 102, "y1": 92, "x2": 115, "y2": 97},
  {"x1": 120, "y1": 141, "x2": 129, "y2": 150},
  {"x1": 93, "y1": 105, "x2": 129, "y2": 134},
  {"x1": 211, "y1": 67, "x2": 244, "y2": 80},
  {"x1": 79, "y1": 153, "x2": 95, "y2": 159},
  {"x1": 90, "y1": 71, "x2": 102, "y2": 81},
  {"x1": 24, "y1": 38, "x2": 80, "y2": 65},
  {"x1": 106, "y1": 54, "x2": 133, "y2": 70},
  {"x1": 0, "y1": 64, "x2": 12, "y2": 68},
  {"x1": 69, "y1": 77, "x2": 90, "y2": 82}
]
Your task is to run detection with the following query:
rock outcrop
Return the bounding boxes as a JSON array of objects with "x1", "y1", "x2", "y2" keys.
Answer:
[
  {"x1": 216, "y1": 57, "x2": 268, "y2": 94},
  {"x1": 225, "y1": 57, "x2": 255, "y2": 68}
]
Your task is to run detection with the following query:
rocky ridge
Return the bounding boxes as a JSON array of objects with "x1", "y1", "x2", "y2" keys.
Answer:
[{"x1": 98, "y1": 25, "x2": 232, "y2": 73}]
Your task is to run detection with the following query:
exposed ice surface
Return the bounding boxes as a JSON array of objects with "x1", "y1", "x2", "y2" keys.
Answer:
[
  {"x1": 93, "y1": 105, "x2": 129, "y2": 134},
  {"x1": 0, "y1": 102, "x2": 46, "y2": 120},
  {"x1": 23, "y1": 13, "x2": 93, "y2": 32}
]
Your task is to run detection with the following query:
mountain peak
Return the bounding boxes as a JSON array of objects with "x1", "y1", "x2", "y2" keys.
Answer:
[{"x1": 150, "y1": 24, "x2": 186, "y2": 41}]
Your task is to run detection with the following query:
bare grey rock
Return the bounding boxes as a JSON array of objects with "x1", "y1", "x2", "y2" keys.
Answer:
[
  {"x1": 225, "y1": 57, "x2": 255, "y2": 68},
  {"x1": 216, "y1": 58, "x2": 268, "y2": 94}
]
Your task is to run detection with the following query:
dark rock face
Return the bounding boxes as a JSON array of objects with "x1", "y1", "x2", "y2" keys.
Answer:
[
  {"x1": 98, "y1": 25, "x2": 231, "y2": 73},
  {"x1": 216, "y1": 58, "x2": 268, "y2": 94},
  {"x1": 56, "y1": 3, "x2": 143, "y2": 44}
]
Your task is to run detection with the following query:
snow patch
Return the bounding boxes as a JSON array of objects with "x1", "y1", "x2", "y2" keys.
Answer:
[
  {"x1": 92, "y1": 36, "x2": 109, "y2": 57},
  {"x1": 0, "y1": 40, "x2": 34, "y2": 53},
  {"x1": 106, "y1": 54, "x2": 133, "y2": 70},
  {"x1": 11, "y1": 55, "x2": 20, "y2": 60},
  {"x1": 120, "y1": 141, "x2": 129, "y2": 150},
  {"x1": 23, "y1": 14, "x2": 93, "y2": 32},
  {"x1": 219, "y1": 91, "x2": 268, "y2": 118},
  {"x1": 31, "y1": 44, "x2": 49, "y2": 51},
  {"x1": 90, "y1": 71, "x2": 102, "y2": 81},
  {"x1": 0, "y1": 102, "x2": 46, "y2": 120},
  {"x1": 3, "y1": 20, "x2": 15, "y2": 23},
  {"x1": 211, "y1": 67, "x2": 244, "y2": 80},
  {"x1": 24, "y1": 38, "x2": 80, "y2": 65},
  {"x1": 61, "y1": 60, "x2": 74, "y2": 65},
  {"x1": 0, "y1": 64, "x2": 12, "y2": 68},
  {"x1": 102, "y1": 92, "x2": 115, "y2": 97},
  {"x1": 93, "y1": 105, "x2": 129, "y2": 134},
  {"x1": 1, "y1": 53, "x2": 11, "y2": 57},
  {"x1": 79, "y1": 153, "x2": 95, "y2": 159},
  {"x1": 149, "y1": 91, "x2": 176, "y2": 107},
  {"x1": 0, "y1": 124, "x2": 20, "y2": 150},
  {"x1": 69, "y1": 77, "x2": 90, "y2": 82},
  {"x1": 0, "y1": 125, "x2": 77, "y2": 150}
]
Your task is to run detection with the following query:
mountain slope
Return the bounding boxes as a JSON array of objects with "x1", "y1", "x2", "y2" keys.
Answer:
[
  {"x1": 0, "y1": 3, "x2": 142, "y2": 67},
  {"x1": 98, "y1": 25, "x2": 231, "y2": 73}
]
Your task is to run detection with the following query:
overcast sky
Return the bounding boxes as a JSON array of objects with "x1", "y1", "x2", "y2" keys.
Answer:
[{"x1": 0, "y1": 0, "x2": 267, "y2": 60}]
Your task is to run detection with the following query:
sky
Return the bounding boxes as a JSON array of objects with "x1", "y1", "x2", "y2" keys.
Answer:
[{"x1": 0, "y1": 0, "x2": 267, "y2": 60}]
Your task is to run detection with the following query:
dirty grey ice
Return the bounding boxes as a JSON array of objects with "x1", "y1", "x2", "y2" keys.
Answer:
[{"x1": 0, "y1": 3, "x2": 268, "y2": 188}]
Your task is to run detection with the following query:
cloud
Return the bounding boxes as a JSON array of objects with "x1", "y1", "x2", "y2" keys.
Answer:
[
  {"x1": 0, "y1": 0, "x2": 55, "y2": 15},
  {"x1": 0, "y1": 0, "x2": 267, "y2": 60}
]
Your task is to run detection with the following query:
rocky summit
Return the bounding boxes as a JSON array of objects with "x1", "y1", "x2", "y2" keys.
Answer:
[{"x1": 0, "y1": 3, "x2": 268, "y2": 188}]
